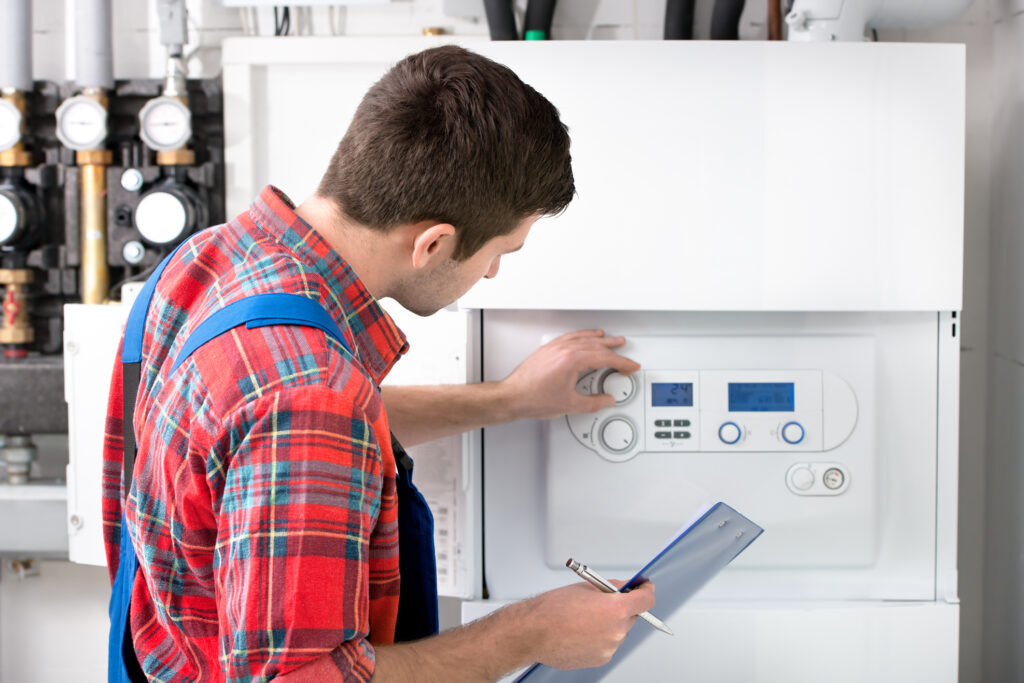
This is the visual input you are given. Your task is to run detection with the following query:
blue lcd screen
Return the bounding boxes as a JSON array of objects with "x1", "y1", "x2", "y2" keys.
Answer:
[
  {"x1": 651, "y1": 383, "x2": 694, "y2": 407},
  {"x1": 728, "y1": 383, "x2": 795, "y2": 412}
]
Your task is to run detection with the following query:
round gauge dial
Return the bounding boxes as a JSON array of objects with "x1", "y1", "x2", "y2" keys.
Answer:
[
  {"x1": 0, "y1": 99, "x2": 23, "y2": 152},
  {"x1": 135, "y1": 191, "x2": 191, "y2": 245},
  {"x1": 55, "y1": 96, "x2": 108, "y2": 150},
  {"x1": 138, "y1": 97, "x2": 192, "y2": 152}
]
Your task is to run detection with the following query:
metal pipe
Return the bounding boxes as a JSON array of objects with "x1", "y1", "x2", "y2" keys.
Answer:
[
  {"x1": 0, "y1": 0, "x2": 32, "y2": 92},
  {"x1": 769, "y1": 0, "x2": 783, "y2": 39},
  {"x1": 79, "y1": 146, "x2": 110, "y2": 304},
  {"x1": 483, "y1": 0, "x2": 518, "y2": 40},
  {"x1": 710, "y1": 0, "x2": 746, "y2": 40},
  {"x1": 75, "y1": 0, "x2": 114, "y2": 90},
  {"x1": 664, "y1": 0, "x2": 697, "y2": 39},
  {"x1": 524, "y1": 0, "x2": 557, "y2": 40}
]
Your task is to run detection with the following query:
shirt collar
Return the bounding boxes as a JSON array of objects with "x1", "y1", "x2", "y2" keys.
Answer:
[{"x1": 248, "y1": 185, "x2": 408, "y2": 384}]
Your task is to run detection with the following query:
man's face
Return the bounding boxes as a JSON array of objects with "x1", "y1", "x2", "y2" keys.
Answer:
[{"x1": 394, "y1": 215, "x2": 538, "y2": 316}]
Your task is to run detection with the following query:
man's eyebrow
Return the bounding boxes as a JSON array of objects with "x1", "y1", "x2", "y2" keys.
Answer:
[{"x1": 507, "y1": 242, "x2": 526, "y2": 254}]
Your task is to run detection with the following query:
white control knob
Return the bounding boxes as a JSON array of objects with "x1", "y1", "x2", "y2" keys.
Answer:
[
  {"x1": 789, "y1": 466, "x2": 815, "y2": 491},
  {"x1": 600, "y1": 417, "x2": 636, "y2": 453},
  {"x1": 599, "y1": 370, "x2": 635, "y2": 404},
  {"x1": 781, "y1": 421, "x2": 805, "y2": 445},
  {"x1": 718, "y1": 421, "x2": 742, "y2": 445}
]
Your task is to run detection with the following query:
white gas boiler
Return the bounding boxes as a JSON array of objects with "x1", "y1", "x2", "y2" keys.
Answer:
[{"x1": 64, "y1": 37, "x2": 964, "y2": 682}]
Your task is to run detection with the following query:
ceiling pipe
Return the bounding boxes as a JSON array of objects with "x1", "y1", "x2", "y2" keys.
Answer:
[
  {"x1": 75, "y1": 0, "x2": 114, "y2": 90},
  {"x1": 0, "y1": 0, "x2": 32, "y2": 93}
]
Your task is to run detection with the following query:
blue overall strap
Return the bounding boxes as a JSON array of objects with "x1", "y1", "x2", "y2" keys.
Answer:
[
  {"x1": 169, "y1": 293, "x2": 352, "y2": 373},
  {"x1": 110, "y1": 240, "x2": 192, "y2": 683},
  {"x1": 392, "y1": 433, "x2": 440, "y2": 641}
]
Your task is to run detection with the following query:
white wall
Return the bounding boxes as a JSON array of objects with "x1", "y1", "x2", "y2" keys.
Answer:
[{"x1": 2, "y1": 0, "x2": 1009, "y2": 681}]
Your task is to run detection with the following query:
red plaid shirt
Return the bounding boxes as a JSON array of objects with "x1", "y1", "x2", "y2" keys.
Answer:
[{"x1": 102, "y1": 186, "x2": 408, "y2": 681}]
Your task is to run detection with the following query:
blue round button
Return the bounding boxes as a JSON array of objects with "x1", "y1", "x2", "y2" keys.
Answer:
[
  {"x1": 782, "y1": 421, "x2": 805, "y2": 445},
  {"x1": 718, "y1": 421, "x2": 742, "y2": 445}
]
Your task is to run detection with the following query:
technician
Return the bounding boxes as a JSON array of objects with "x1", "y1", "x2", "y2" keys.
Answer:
[{"x1": 101, "y1": 45, "x2": 651, "y2": 682}]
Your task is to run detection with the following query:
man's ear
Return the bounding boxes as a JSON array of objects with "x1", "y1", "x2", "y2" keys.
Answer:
[{"x1": 410, "y1": 223, "x2": 457, "y2": 269}]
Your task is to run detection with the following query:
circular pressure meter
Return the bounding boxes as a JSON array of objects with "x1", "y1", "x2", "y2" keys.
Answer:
[
  {"x1": 0, "y1": 100, "x2": 23, "y2": 152},
  {"x1": 55, "y1": 96, "x2": 108, "y2": 150},
  {"x1": 138, "y1": 97, "x2": 192, "y2": 152}
]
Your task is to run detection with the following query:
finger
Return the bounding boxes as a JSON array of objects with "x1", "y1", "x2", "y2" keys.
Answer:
[
  {"x1": 562, "y1": 334, "x2": 628, "y2": 351},
  {"x1": 571, "y1": 349, "x2": 642, "y2": 376},
  {"x1": 569, "y1": 394, "x2": 616, "y2": 415},
  {"x1": 548, "y1": 329, "x2": 606, "y2": 345}
]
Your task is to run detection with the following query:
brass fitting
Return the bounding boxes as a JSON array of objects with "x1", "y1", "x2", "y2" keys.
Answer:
[
  {"x1": 156, "y1": 149, "x2": 195, "y2": 166},
  {"x1": 0, "y1": 269, "x2": 34, "y2": 346},
  {"x1": 0, "y1": 91, "x2": 32, "y2": 168}
]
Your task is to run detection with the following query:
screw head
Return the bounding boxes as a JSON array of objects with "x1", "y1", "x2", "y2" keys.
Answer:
[
  {"x1": 120, "y1": 168, "x2": 145, "y2": 192},
  {"x1": 122, "y1": 240, "x2": 146, "y2": 265}
]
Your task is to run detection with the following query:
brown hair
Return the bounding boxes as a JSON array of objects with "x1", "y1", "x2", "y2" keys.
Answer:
[{"x1": 317, "y1": 45, "x2": 575, "y2": 260}]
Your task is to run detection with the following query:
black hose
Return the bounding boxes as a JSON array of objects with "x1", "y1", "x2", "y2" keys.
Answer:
[
  {"x1": 524, "y1": 0, "x2": 557, "y2": 40},
  {"x1": 664, "y1": 0, "x2": 697, "y2": 40},
  {"x1": 710, "y1": 0, "x2": 745, "y2": 40},
  {"x1": 483, "y1": 0, "x2": 518, "y2": 40}
]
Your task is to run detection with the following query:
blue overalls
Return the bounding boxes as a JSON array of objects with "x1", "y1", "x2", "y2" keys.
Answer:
[{"x1": 108, "y1": 237, "x2": 439, "y2": 682}]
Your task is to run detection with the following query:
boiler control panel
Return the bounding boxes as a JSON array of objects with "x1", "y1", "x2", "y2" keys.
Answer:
[{"x1": 567, "y1": 367, "x2": 855, "y2": 463}]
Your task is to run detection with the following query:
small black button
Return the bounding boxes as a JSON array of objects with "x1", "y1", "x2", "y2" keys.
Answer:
[
  {"x1": 654, "y1": 419, "x2": 672, "y2": 427},
  {"x1": 673, "y1": 431, "x2": 691, "y2": 439},
  {"x1": 673, "y1": 419, "x2": 691, "y2": 427},
  {"x1": 655, "y1": 431, "x2": 672, "y2": 439}
]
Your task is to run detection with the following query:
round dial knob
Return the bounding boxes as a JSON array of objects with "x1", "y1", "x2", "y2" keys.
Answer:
[
  {"x1": 789, "y1": 466, "x2": 815, "y2": 491},
  {"x1": 718, "y1": 421, "x2": 742, "y2": 445},
  {"x1": 599, "y1": 370, "x2": 635, "y2": 404},
  {"x1": 135, "y1": 190, "x2": 194, "y2": 245},
  {"x1": 55, "y1": 96, "x2": 108, "y2": 150},
  {"x1": 600, "y1": 417, "x2": 636, "y2": 453},
  {"x1": 781, "y1": 421, "x2": 805, "y2": 445}
]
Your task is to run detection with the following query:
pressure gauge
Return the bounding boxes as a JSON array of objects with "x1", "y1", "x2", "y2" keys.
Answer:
[
  {"x1": 0, "y1": 191, "x2": 25, "y2": 245},
  {"x1": 138, "y1": 97, "x2": 192, "y2": 152},
  {"x1": 135, "y1": 189, "x2": 195, "y2": 245},
  {"x1": 55, "y1": 96, "x2": 108, "y2": 150},
  {"x1": 0, "y1": 100, "x2": 23, "y2": 152}
]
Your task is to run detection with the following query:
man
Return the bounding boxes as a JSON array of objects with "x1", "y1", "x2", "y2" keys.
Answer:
[{"x1": 102, "y1": 45, "x2": 652, "y2": 681}]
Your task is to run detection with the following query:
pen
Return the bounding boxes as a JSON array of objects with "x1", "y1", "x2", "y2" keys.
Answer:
[{"x1": 565, "y1": 558, "x2": 674, "y2": 636}]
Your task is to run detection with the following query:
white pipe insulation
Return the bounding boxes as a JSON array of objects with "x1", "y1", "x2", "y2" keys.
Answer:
[
  {"x1": 74, "y1": 0, "x2": 114, "y2": 90},
  {"x1": 787, "y1": 0, "x2": 975, "y2": 41},
  {"x1": 0, "y1": 0, "x2": 32, "y2": 91}
]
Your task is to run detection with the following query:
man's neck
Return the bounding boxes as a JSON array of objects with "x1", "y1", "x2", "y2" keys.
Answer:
[{"x1": 294, "y1": 195, "x2": 395, "y2": 299}]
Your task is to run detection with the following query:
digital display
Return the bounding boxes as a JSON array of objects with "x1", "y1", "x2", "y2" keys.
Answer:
[
  {"x1": 728, "y1": 382, "x2": 795, "y2": 412},
  {"x1": 651, "y1": 383, "x2": 694, "y2": 407}
]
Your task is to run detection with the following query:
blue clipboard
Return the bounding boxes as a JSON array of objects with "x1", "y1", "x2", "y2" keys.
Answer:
[{"x1": 515, "y1": 502, "x2": 763, "y2": 682}]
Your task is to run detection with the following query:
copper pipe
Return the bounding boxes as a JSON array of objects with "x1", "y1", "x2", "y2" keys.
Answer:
[
  {"x1": 768, "y1": 0, "x2": 783, "y2": 40},
  {"x1": 79, "y1": 149, "x2": 111, "y2": 304}
]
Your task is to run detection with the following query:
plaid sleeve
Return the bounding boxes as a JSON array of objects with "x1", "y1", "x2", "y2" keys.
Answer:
[
  {"x1": 101, "y1": 339, "x2": 127, "y2": 583},
  {"x1": 214, "y1": 383, "x2": 383, "y2": 681}
]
